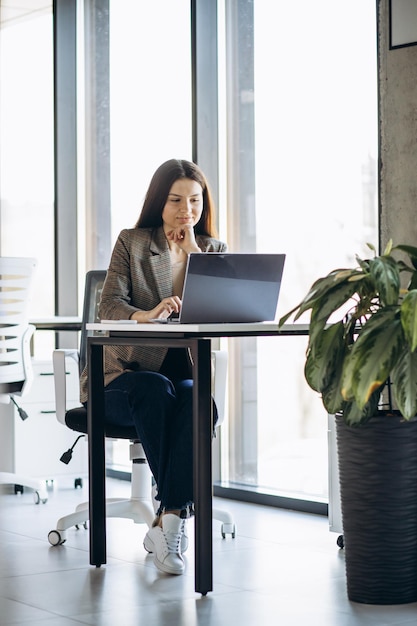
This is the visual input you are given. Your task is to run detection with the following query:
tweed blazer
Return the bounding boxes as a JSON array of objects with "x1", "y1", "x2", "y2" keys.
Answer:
[{"x1": 80, "y1": 226, "x2": 227, "y2": 402}]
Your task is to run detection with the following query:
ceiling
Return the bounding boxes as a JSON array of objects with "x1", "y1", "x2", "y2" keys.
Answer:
[{"x1": 0, "y1": 0, "x2": 51, "y2": 28}]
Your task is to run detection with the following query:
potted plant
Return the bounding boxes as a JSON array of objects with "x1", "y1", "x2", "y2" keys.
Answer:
[{"x1": 279, "y1": 240, "x2": 417, "y2": 605}]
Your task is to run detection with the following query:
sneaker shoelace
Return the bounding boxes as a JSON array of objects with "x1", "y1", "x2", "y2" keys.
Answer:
[{"x1": 163, "y1": 520, "x2": 185, "y2": 555}]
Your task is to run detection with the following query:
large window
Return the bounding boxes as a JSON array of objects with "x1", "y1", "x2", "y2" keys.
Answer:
[
  {"x1": 109, "y1": 0, "x2": 192, "y2": 241},
  {"x1": 107, "y1": 0, "x2": 192, "y2": 470},
  {"x1": 0, "y1": 0, "x2": 378, "y2": 507},
  {"x1": 0, "y1": 3, "x2": 54, "y2": 359},
  {"x1": 218, "y1": 0, "x2": 378, "y2": 503}
]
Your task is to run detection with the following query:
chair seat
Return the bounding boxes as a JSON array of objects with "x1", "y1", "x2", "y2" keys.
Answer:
[{"x1": 65, "y1": 406, "x2": 138, "y2": 440}]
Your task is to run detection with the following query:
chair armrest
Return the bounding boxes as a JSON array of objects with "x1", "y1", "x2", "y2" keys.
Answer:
[
  {"x1": 211, "y1": 350, "x2": 228, "y2": 428},
  {"x1": 18, "y1": 324, "x2": 36, "y2": 397},
  {"x1": 53, "y1": 349, "x2": 79, "y2": 426},
  {"x1": 0, "y1": 325, "x2": 36, "y2": 403}
]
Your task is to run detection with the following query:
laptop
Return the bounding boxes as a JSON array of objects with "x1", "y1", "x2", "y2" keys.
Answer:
[{"x1": 155, "y1": 252, "x2": 285, "y2": 324}]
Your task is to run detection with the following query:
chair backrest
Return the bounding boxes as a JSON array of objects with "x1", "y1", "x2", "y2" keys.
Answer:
[
  {"x1": 63, "y1": 269, "x2": 139, "y2": 439},
  {"x1": 78, "y1": 270, "x2": 107, "y2": 374},
  {"x1": 0, "y1": 257, "x2": 37, "y2": 395}
]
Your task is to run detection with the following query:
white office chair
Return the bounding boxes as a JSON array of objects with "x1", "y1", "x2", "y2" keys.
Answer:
[
  {"x1": 48, "y1": 270, "x2": 235, "y2": 546},
  {"x1": 0, "y1": 257, "x2": 48, "y2": 504}
]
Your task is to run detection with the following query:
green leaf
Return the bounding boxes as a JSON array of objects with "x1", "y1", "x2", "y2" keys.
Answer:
[
  {"x1": 356, "y1": 255, "x2": 371, "y2": 272},
  {"x1": 401, "y1": 290, "x2": 417, "y2": 352},
  {"x1": 392, "y1": 347, "x2": 417, "y2": 420},
  {"x1": 341, "y1": 313, "x2": 404, "y2": 408},
  {"x1": 278, "y1": 269, "x2": 362, "y2": 327},
  {"x1": 293, "y1": 269, "x2": 361, "y2": 320},
  {"x1": 340, "y1": 310, "x2": 398, "y2": 401},
  {"x1": 396, "y1": 244, "x2": 417, "y2": 270},
  {"x1": 354, "y1": 305, "x2": 399, "y2": 338},
  {"x1": 408, "y1": 273, "x2": 417, "y2": 291},
  {"x1": 321, "y1": 375, "x2": 345, "y2": 414},
  {"x1": 369, "y1": 255, "x2": 400, "y2": 306},
  {"x1": 278, "y1": 307, "x2": 300, "y2": 327},
  {"x1": 305, "y1": 322, "x2": 345, "y2": 392},
  {"x1": 306, "y1": 280, "x2": 362, "y2": 350},
  {"x1": 342, "y1": 390, "x2": 381, "y2": 426},
  {"x1": 382, "y1": 239, "x2": 393, "y2": 256},
  {"x1": 310, "y1": 280, "x2": 360, "y2": 325}
]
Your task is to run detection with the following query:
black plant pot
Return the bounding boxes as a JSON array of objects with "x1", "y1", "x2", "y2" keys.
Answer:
[{"x1": 335, "y1": 412, "x2": 417, "y2": 605}]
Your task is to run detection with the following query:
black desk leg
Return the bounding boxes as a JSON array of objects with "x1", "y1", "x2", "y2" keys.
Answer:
[
  {"x1": 87, "y1": 340, "x2": 107, "y2": 567},
  {"x1": 192, "y1": 338, "x2": 213, "y2": 595}
]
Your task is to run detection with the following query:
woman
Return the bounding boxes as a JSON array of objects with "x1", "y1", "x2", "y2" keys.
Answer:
[{"x1": 80, "y1": 159, "x2": 227, "y2": 575}]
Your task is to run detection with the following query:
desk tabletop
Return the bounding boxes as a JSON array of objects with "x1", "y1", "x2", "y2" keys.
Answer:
[
  {"x1": 86, "y1": 321, "x2": 309, "y2": 337},
  {"x1": 30, "y1": 316, "x2": 82, "y2": 331}
]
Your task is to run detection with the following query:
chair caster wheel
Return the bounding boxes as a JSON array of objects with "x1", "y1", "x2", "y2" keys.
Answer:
[
  {"x1": 74, "y1": 477, "x2": 83, "y2": 489},
  {"x1": 337, "y1": 534, "x2": 344, "y2": 549},
  {"x1": 14, "y1": 484, "x2": 24, "y2": 495},
  {"x1": 34, "y1": 491, "x2": 47, "y2": 505},
  {"x1": 48, "y1": 530, "x2": 66, "y2": 546},
  {"x1": 221, "y1": 523, "x2": 236, "y2": 539}
]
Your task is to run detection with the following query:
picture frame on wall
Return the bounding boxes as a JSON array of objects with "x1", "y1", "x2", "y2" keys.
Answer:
[{"x1": 390, "y1": 0, "x2": 417, "y2": 49}]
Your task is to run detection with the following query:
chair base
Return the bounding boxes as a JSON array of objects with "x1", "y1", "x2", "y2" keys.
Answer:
[
  {"x1": 48, "y1": 496, "x2": 155, "y2": 546},
  {"x1": 47, "y1": 439, "x2": 237, "y2": 545},
  {"x1": 0, "y1": 472, "x2": 48, "y2": 504},
  {"x1": 213, "y1": 508, "x2": 236, "y2": 538},
  {"x1": 48, "y1": 441, "x2": 155, "y2": 546}
]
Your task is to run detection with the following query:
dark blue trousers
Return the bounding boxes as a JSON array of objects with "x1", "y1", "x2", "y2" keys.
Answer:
[{"x1": 104, "y1": 371, "x2": 194, "y2": 513}]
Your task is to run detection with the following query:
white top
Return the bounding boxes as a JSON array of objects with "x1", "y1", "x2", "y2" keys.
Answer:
[{"x1": 171, "y1": 259, "x2": 187, "y2": 297}]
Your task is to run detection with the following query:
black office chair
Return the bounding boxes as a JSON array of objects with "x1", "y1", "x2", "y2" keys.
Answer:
[{"x1": 48, "y1": 270, "x2": 235, "y2": 546}]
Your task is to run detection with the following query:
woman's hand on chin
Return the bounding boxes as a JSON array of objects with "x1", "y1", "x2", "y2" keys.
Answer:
[{"x1": 165, "y1": 225, "x2": 201, "y2": 254}]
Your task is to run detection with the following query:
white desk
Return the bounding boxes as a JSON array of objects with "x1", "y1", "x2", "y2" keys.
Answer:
[
  {"x1": 30, "y1": 316, "x2": 82, "y2": 331},
  {"x1": 91, "y1": 321, "x2": 298, "y2": 333},
  {"x1": 85, "y1": 321, "x2": 308, "y2": 595}
]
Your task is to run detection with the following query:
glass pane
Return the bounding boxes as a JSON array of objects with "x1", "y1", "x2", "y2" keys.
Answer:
[
  {"x1": 108, "y1": 0, "x2": 192, "y2": 470},
  {"x1": 0, "y1": 4, "x2": 54, "y2": 359},
  {"x1": 109, "y1": 0, "x2": 192, "y2": 242},
  {"x1": 222, "y1": 0, "x2": 378, "y2": 501}
]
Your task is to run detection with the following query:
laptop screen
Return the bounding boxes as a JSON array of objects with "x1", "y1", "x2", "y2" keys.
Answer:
[{"x1": 178, "y1": 253, "x2": 285, "y2": 323}]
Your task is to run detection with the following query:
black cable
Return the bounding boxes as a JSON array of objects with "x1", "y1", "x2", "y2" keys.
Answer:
[
  {"x1": 60, "y1": 435, "x2": 84, "y2": 464},
  {"x1": 10, "y1": 396, "x2": 28, "y2": 421}
]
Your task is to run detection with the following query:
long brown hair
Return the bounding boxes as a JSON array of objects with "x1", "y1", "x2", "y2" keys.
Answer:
[{"x1": 135, "y1": 159, "x2": 218, "y2": 237}]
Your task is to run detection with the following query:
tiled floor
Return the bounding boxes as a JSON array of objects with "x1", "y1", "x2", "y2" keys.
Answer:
[{"x1": 1, "y1": 477, "x2": 416, "y2": 625}]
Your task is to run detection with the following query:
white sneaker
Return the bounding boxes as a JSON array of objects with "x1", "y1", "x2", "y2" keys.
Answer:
[
  {"x1": 143, "y1": 514, "x2": 185, "y2": 575},
  {"x1": 144, "y1": 516, "x2": 189, "y2": 553},
  {"x1": 149, "y1": 480, "x2": 189, "y2": 553}
]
